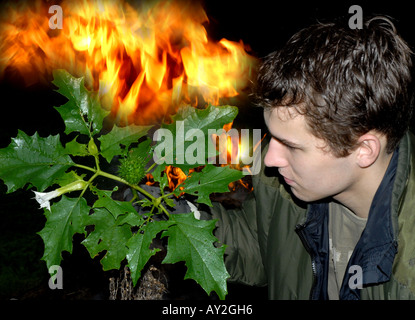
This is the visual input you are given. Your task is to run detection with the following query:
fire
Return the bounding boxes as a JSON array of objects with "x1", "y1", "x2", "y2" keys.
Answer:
[
  {"x1": 165, "y1": 165, "x2": 188, "y2": 192},
  {"x1": 151, "y1": 129, "x2": 264, "y2": 195},
  {"x1": 214, "y1": 121, "x2": 251, "y2": 166},
  {"x1": 0, "y1": 0, "x2": 257, "y2": 125}
]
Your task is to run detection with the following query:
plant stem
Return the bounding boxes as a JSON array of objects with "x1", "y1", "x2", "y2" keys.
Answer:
[
  {"x1": 161, "y1": 191, "x2": 175, "y2": 199},
  {"x1": 145, "y1": 161, "x2": 157, "y2": 173},
  {"x1": 98, "y1": 170, "x2": 152, "y2": 198},
  {"x1": 80, "y1": 171, "x2": 100, "y2": 197},
  {"x1": 129, "y1": 189, "x2": 138, "y2": 203},
  {"x1": 74, "y1": 163, "x2": 170, "y2": 217},
  {"x1": 99, "y1": 170, "x2": 171, "y2": 217},
  {"x1": 94, "y1": 155, "x2": 100, "y2": 171},
  {"x1": 74, "y1": 163, "x2": 96, "y2": 173}
]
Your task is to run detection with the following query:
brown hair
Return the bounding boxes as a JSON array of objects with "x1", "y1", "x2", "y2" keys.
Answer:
[{"x1": 256, "y1": 16, "x2": 414, "y2": 157}]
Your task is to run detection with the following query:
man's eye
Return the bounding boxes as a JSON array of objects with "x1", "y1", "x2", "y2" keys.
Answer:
[
  {"x1": 286, "y1": 144, "x2": 297, "y2": 150},
  {"x1": 271, "y1": 136, "x2": 300, "y2": 150}
]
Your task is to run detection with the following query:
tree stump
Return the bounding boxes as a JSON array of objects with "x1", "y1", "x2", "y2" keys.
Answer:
[{"x1": 109, "y1": 264, "x2": 168, "y2": 300}]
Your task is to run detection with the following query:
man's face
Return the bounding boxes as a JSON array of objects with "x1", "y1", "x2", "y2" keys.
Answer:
[{"x1": 264, "y1": 107, "x2": 358, "y2": 202}]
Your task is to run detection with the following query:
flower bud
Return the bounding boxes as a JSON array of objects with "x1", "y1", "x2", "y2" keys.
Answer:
[
  {"x1": 32, "y1": 180, "x2": 87, "y2": 211},
  {"x1": 88, "y1": 137, "x2": 99, "y2": 156},
  {"x1": 57, "y1": 180, "x2": 88, "y2": 195}
]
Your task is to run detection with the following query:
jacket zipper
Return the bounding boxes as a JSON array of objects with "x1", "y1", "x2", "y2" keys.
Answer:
[{"x1": 295, "y1": 223, "x2": 318, "y2": 300}]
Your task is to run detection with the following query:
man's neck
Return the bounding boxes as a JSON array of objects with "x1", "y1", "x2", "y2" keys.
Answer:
[{"x1": 333, "y1": 152, "x2": 394, "y2": 219}]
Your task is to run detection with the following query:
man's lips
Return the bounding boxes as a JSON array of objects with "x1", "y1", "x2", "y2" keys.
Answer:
[
  {"x1": 283, "y1": 176, "x2": 295, "y2": 185},
  {"x1": 278, "y1": 169, "x2": 294, "y2": 185}
]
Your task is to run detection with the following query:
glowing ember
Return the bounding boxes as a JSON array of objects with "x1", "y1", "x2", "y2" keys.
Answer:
[{"x1": 0, "y1": 0, "x2": 257, "y2": 125}]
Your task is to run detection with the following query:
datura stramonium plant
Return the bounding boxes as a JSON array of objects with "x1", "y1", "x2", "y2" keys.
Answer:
[{"x1": 0, "y1": 70, "x2": 246, "y2": 300}]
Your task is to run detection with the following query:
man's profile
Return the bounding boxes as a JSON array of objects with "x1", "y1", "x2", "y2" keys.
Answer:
[{"x1": 207, "y1": 16, "x2": 415, "y2": 300}]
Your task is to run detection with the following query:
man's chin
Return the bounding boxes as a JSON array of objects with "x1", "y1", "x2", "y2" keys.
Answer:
[{"x1": 290, "y1": 187, "x2": 322, "y2": 203}]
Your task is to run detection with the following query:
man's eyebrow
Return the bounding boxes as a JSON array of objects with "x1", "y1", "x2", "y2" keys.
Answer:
[{"x1": 271, "y1": 134, "x2": 302, "y2": 148}]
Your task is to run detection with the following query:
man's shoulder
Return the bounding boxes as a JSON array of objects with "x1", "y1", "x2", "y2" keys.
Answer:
[{"x1": 390, "y1": 131, "x2": 415, "y2": 296}]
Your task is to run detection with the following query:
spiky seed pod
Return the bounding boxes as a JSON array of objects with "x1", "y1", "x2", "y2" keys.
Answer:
[{"x1": 118, "y1": 149, "x2": 147, "y2": 185}]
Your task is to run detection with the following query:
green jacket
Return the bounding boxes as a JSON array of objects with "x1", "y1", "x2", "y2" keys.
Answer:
[{"x1": 211, "y1": 132, "x2": 415, "y2": 299}]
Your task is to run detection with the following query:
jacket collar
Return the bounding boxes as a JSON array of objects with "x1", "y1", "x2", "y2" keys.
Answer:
[
  {"x1": 390, "y1": 132, "x2": 412, "y2": 237},
  {"x1": 340, "y1": 146, "x2": 400, "y2": 299}
]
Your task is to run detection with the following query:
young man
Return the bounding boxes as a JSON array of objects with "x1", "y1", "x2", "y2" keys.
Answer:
[{"x1": 209, "y1": 16, "x2": 415, "y2": 299}]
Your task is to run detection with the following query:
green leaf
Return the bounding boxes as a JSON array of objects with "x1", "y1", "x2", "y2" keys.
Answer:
[
  {"x1": 64, "y1": 136, "x2": 89, "y2": 156},
  {"x1": 116, "y1": 210, "x2": 144, "y2": 227},
  {"x1": 38, "y1": 195, "x2": 90, "y2": 269},
  {"x1": 93, "y1": 189, "x2": 138, "y2": 220},
  {"x1": 98, "y1": 124, "x2": 152, "y2": 163},
  {"x1": 174, "y1": 164, "x2": 243, "y2": 206},
  {"x1": 162, "y1": 213, "x2": 229, "y2": 300},
  {"x1": 53, "y1": 170, "x2": 86, "y2": 188},
  {"x1": 0, "y1": 130, "x2": 74, "y2": 193},
  {"x1": 126, "y1": 221, "x2": 173, "y2": 286},
  {"x1": 172, "y1": 104, "x2": 238, "y2": 127},
  {"x1": 82, "y1": 189, "x2": 144, "y2": 270},
  {"x1": 136, "y1": 198, "x2": 153, "y2": 209},
  {"x1": 155, "y1": 105, "x2": 238, "y2": 172},
  {"x1": 151, "y1": 161, "x2": 169, "y2": 192},
  {"x1": 164, "y1": 197, "x2": 175, "y2": 208},
  {"x1": 52, "y1": 69, "x2": 109, "y2": 136},
  {"x1": 82, "y1": 207, "x2": 133, "y2": 271}
]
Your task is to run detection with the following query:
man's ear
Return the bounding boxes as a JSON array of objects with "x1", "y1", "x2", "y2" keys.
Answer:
[{"x1": 355, "y1": 133, "x2": 381, "y2": 168}]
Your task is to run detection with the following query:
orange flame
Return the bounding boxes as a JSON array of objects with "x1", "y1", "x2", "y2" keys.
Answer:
[
  {"x1": 0, "y1": 0, "x2": 257, "y2": 125},
  {"x1": 165, "y1": 165, "x2": 188, "y2": 194}
]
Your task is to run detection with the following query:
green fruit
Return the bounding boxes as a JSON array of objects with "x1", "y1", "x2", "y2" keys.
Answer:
[{"x1": 118, "y1": 149, "x2": 147, "y2": 185}]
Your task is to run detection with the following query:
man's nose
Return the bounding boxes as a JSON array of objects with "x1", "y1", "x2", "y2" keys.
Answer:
[{"x1": 264, "y1": 138, "x2": 289, "y2": 168}]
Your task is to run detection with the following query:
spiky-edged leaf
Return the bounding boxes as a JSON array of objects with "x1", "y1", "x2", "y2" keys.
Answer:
[
  {"x1": 173, "y1": 164, "x2": 243, "y2": 206},
  {"x1": 154, "y1": 105, "x2": 238, "y2": 172},
  {"x1": 52, "y1": 69, "x2": 109, "y2": 136},
  {"x1": 127, "y1": 221, "x2": 173, "y2": 285},
  {"x1": 92, "y1": 189, "x2": 138, "y2": 220},
  {"x1": 82, "y1": 189, "x2": 143, "y2": 270},
  {"x1": 64, "y1": 136, "x2": 89, "y2": 156},
  {"x1": 98, "y1": 124, "x2": 152, "y2": 163},
  {"x1": 162, "y1": 213, "x2": 229, "y2": 299},
  {"x1": 82, "y1": 207, "x2": 134, "y2": 271},
  {"x1": 38, "y1": 196, "x2": 90, "y2": 269},
  {"x1": 0, "y1": 130, "x2": 74, "y2": 193}
]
